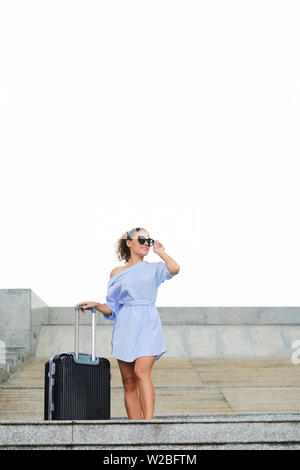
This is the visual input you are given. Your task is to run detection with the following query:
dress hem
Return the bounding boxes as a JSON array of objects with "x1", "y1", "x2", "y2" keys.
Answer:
[{"x1": 111, "y1": 350, "x2": 167, "y2": 363}]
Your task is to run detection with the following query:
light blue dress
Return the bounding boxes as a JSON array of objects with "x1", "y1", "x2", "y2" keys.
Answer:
[{"x1": 102, "y1": 260, "x2": 175, "y2": 362}]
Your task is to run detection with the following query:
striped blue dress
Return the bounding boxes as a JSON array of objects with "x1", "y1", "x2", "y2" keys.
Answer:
[{"x1": 102, "y1": 261, "x2": 175, "y2": 362}]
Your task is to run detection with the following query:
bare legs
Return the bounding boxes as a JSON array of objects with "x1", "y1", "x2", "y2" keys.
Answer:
[
  {"x1": 117, "y1": 355, "x2": 157, "y2": 420},
  {"x1": 117, "y1": 359, "x2": 143, "y2": 420}
]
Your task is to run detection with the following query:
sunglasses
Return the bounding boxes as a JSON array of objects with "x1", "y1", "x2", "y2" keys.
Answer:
[{"x1": 137, "y1": 236, "x2": 154, "y2": 247}]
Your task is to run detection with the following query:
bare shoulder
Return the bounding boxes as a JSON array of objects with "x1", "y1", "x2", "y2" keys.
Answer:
[{"x1": 110, "y1": 266, "x2": 124, "y2": 278}]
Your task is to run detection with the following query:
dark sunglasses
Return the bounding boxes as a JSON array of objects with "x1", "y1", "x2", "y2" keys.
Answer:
[{"x1": 137, "y1": 236, "x2": 154, "y2": 247}]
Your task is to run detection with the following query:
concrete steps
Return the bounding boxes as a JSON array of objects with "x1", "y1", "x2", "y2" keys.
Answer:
[
  {"x1": 1, "y1": 356, "x2": 300, "y2": 448},
  {"x1": 1, "y1": 414, "x2": 300, "y2": 449},
  {"x1": 2, "y1": 300, "x2": 300, "y2": 448},
  {"x1": 1, "y1": 356, "x2": 300, "y2": 421}
]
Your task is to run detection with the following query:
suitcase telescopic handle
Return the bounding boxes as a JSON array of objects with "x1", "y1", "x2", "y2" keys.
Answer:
[{"x1": 74, "y1": 306, "x2": 97, "y2": 362}]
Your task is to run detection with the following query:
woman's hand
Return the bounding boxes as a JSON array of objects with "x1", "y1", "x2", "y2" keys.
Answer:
[
  {"x1": 153, "y1": 240, "x2": 165, "y2": 255},
  {"x1": 74, "y1": 301, "x2": 99, "y2": 313}
]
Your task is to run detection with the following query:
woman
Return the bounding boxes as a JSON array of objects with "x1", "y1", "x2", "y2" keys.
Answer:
[{"x1": 75, "y1": 227, "x2": 180, "y2": 420}]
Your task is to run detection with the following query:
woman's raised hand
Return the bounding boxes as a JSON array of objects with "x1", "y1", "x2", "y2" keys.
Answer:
[
  {"x1": 74, "y1": 301, "x2": 99, "y2": 313},
  {"x1": 153, "y1": 240, "x2": 165, "y2": 255}
]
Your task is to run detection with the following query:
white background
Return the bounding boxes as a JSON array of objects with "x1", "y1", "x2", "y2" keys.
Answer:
[{"x1": 0, "y1": 1, "x2": 299, "y2": 307}]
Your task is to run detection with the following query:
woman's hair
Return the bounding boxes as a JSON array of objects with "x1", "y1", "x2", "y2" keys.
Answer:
[{"x1": 115, "y1": 227, "x2": 148, "y2": 263}]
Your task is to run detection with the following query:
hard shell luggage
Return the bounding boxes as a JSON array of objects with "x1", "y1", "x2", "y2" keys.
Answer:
[{"x1": 44, "y1": 306, "x2": 111, "y2": 420}]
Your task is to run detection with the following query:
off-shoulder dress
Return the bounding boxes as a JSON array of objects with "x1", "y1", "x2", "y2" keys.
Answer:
[{"x1": 102, "y1": 261, "x2": 175, "y2": 362}]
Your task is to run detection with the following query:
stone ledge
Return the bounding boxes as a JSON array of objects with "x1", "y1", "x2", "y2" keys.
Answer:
[
  {"x1": 35, "y1": 324, "x2": 300, "y2": 358},
  {"x1": 48, "y1": 306, "x2": 300, "y2": 325},
  {"x1": 1, "y1": 413, "x2": 300, "y2": 449}
]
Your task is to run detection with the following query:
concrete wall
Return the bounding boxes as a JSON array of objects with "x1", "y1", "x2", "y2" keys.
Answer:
[
  {"x1": 1, "y1": 291, "x2": 300, "y2": 359},
  {"x1": 35, "y1": 323, "x2": 300, "y2": 359},
  {"x1": 34, "y1": 306, "x2": 300, "y2": 359},
  {"x1": 46, "y1": 306, "x2": 300, "y2": 326},
  {"x1": 30, "y1": 290, "x2": 49, "y2": 354},
  {"x1": 0, "y1": 289, "x2": 48, "y2": 355}
]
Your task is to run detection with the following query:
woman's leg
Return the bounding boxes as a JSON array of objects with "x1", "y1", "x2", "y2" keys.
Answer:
[
  {"x1": 134, "y1": 356, "x2": 157, "y2": 420},
  {"x1": 117, "y1": 359, "x2": 143, "y2": 420}
]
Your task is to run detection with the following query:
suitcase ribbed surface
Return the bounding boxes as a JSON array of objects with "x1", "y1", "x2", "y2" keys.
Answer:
[{"x1": 44, "y1": 354, "x2": 111, "y2": 420}]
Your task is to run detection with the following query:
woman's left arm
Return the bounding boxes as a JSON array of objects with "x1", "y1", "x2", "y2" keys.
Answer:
[{"x1": 153, "y1": 240, "x2": 180, "y2": 275}]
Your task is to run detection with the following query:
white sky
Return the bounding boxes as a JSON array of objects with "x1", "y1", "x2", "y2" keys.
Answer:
[{"x1": 1, "y1": 0, "x2": 300, "y2": 307}]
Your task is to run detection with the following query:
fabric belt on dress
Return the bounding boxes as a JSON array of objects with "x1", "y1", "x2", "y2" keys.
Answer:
[{"x1": 120, "y1": 300, "x2": 155, "y2": 307}]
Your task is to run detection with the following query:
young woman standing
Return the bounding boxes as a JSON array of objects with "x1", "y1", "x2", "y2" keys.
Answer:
[{"x1": 75, "y1": 227, "x2": 180, "y2": 420}]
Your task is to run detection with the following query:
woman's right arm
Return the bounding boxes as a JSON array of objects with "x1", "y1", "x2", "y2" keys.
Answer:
[
  {"x1": 74, "y1": 301, "x2": 112, "y2": 317},
  {"x1": 95, "y1": 303, "x2": 112, "y2": 316}
]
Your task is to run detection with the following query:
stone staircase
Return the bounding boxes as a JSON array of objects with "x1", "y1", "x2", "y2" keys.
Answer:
[
  {"x1": 2, "y1": 414, "x2": 300, "y2": 449},
  {"x1": 2, "y1": 296, "x2": 300, "y2": 449},
  {"x1": 1, "y1": 355, "x2": 300, "y2": 448}
]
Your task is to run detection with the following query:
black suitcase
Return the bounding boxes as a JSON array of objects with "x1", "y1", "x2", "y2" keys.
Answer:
[{"x1": 44, "y1": 306, "x2": 111, "y2": 420}]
